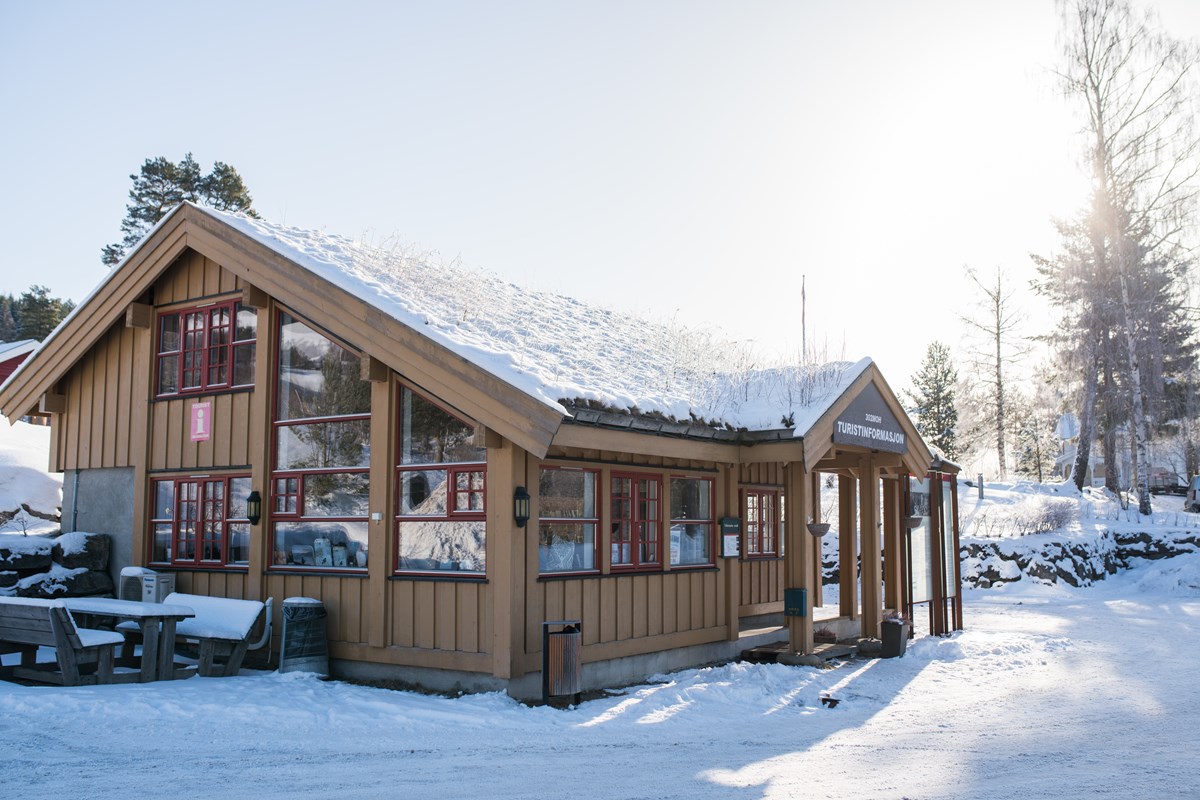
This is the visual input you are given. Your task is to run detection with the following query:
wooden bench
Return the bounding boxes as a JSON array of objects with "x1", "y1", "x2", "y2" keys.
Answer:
[
  {"x1": 120, "y1": 592, "x2": 268, "y2": 677},
  {"x1": 0, "y1": 597, "x2": 127, "y2": 686}
]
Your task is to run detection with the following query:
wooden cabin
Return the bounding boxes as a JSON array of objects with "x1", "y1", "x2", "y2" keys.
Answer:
[{"x1": 0, "y1": 203, "x2": 962, "y2": 696}]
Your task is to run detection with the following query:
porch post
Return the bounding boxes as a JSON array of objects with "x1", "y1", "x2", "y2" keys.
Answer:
[
  {"x1": 859, "y1": 455, "x2": 882, "y2": 639},
  {"x1": 882, "y1": 476, "x2": 902, "y2": 611},
  {"x1": 810, "y1": 470, "x2": 824, "y2": 609},
  {"x1": 784, "y1": 461, "x2": 812, "y2": 654},
  {"x1": 838, "y1": 474, "x2": 858, "y2": 620}
]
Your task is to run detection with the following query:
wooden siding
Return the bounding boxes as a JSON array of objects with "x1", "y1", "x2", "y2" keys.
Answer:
[
  {"x1": 526, "y1": 446, "x2": 729, "y2": 663},
  {"x1": 147, "y1": 392, "x2": 253, "y2": 471},
  {"x1": 56, "y1": 322, "x2": 139, "y2": 471},
  {"x1": 736, "y1": 461, "x2": 785, "y2": 614},
  {"x1": 387, "y1": 580, "x2": 492, "y2": 654},
  {"x1": 154, "y1": 249, "x2": 242, "y2": 305}
]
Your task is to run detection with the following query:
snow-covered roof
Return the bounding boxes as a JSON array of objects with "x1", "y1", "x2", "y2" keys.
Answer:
[
  {"x1": 0, "y1": 340, "x2": 38, "y2": 360},
  {"x1": 206, "y1": 206, "x2": 873, "y2": 437}
]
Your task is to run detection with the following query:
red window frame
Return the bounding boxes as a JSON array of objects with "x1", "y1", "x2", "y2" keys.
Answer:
[
  {"x1": 743, "y1": 489, "x2": 781, "y2": 558},
  {"x1": 149, "y1": 474, "x2": 251, "y2": 568},
  {"x1": 538, "y1": 465, "x2": 601, "y2": 575},
  {"x1": 669, "y1": 474, "x2": 715, "y2": 568},
  {"x1": 394, "y1": 383, "x2": 488, "y2": 575},
  {"x1": 610, "y1": 471, "x2": 662, "y2": 572},
  {"x1": 156, "y1": 300, "x2": 255, "y2": 397}
]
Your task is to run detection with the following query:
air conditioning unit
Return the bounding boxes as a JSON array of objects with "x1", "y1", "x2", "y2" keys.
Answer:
[
  {"x1": 119, "y1": 566, "x2": 157, "y2": 601},
  {"x1": 141, "y1": 573, "x2": 176, "y2": 603}
]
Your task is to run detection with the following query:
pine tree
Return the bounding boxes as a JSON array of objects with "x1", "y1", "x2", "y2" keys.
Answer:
[
  {"x1": 102, "y1": 154, "x2": 259, "y2": 266},
  {"x1": 0, "y1": 295, "x2": 17, "y2": 342},
  {"x1": 906, "y1": 341, "x2": 959, "y2": 460},
  {"x1": 14, "y1": 286, "x2": 74, "y2": 340}
]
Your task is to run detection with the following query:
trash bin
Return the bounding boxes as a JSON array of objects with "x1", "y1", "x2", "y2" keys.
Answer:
[
  {"x1": 880, "y1": 618, "x2": 909, "y2": 659},
  {"x1": 279, "y1": 597, "x2": 328, "y2": 676},
  {"x1": 542, "y1": 619, "x2": 582, "y2": 704}
]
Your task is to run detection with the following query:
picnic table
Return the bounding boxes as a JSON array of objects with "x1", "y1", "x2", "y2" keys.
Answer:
[{"x1": 62, "y1": 597, "x2": 195, "y2": 682}]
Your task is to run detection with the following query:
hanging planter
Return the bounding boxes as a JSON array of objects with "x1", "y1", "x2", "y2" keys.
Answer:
[
  {"x1": 806, "y1": 523, "x2": 831, "y2": 537},
  {"x1": 905, "y1": 516, "x2": 923, "y2": 529}
]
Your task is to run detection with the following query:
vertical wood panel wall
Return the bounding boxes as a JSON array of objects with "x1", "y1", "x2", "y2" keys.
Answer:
[
  {"x1": 737, "y1": 462, "x2": 786, "y2": 614},
  {"x1": 524, "y1": 447, "x2": 729, "y2": 668}
]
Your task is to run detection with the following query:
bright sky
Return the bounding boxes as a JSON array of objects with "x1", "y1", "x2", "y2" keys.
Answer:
[{"x1": 2, "y1": 0, "x2": 1199, "y2": 391}]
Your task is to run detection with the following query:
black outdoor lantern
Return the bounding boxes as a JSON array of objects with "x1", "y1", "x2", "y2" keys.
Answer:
[
  {"x1": 246, "y1": 490, "x2": 262, "y2": 526},
  {"x1": 513, "y1": 486, "x2": 531, "y2": 528}
]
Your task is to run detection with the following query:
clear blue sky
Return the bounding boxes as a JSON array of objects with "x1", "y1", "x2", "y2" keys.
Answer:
[{"x1": 2, "y1": 0, "x2": 1198, "y2": 387}]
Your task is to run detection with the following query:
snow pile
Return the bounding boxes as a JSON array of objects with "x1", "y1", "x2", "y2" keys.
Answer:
[
  {"x1": 208, "y1": 206, "x2": 869, "y2": 432},
  {"x1": 0, "y1": 416, "x2": 61, "y2": 536}
]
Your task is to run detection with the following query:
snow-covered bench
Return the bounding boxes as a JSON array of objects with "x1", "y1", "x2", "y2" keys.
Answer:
[
  {"x1": 119, "y1": 592, "x2": 270, "y2": 677},
  {"x1": 0, "y1": 597, "x2": 126, "y2": 686}
]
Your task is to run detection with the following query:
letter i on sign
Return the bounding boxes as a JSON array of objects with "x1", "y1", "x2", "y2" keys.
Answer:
[{"x1": 190, "y1": 401, "x2": 212, "y2": 442}]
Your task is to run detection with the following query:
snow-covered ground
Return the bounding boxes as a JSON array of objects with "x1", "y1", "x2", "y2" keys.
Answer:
[{"x1": 2, "y1": 556, "x2": 1198, "y2": 799}]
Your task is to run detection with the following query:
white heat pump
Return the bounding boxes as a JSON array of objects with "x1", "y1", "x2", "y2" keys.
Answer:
[
  {"x1": 141, "y1": 573, "x2": 176, "y2": 603},
  {"x1": 119, "y1": 566, "x2": 157, "y2": 601}
]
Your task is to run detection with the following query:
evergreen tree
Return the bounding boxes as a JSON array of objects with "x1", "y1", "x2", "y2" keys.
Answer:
[
  {"x1": 14, "y1": 286, "x2": 74, "y2": 340},
  {"x1": 102, "y1": 153, "x2": 259, "y2": 266},
  {"x1": 906, "y1": 341, "x2": 959, "y2": 460},
  {"x1": 0, "y1": 295, "x2": 16, "y2": 342}
]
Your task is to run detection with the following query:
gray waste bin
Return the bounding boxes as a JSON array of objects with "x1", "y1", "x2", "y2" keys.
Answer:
[
  {"x1": 279, "y1": 597, "x2": 328, "y2": 676},
  {"x1": 880, "y1": 618, "x2": 910, "y2": 659}
]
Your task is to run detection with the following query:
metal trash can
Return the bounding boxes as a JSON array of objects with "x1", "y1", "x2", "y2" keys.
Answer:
[
  {"x1": 880, "y1": 618, "x2": 909, "y2": 659},
  {"x1": 542, "y1": 619, "x2": 582, "y2": 704},
  {"x1": 279, "y1": 597, "x2": 328, "y2": 676}
]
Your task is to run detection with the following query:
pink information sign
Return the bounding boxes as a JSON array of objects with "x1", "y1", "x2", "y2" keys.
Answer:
[{"x1": 190, "y1": 401, "x2": 212, "y2": 442}]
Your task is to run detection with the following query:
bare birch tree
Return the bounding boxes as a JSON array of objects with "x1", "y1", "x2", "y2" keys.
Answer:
[{"x1": 961, "y1": 267, "x2": 1029, "y2": 480}]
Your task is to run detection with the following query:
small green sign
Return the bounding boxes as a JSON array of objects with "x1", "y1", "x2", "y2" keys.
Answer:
[
  {"x1": 719, "y1": 517, "x2": 741, "y2": 534},
  {"x1": 784, "y1": 588, "x2": 807, "y2": 618}
]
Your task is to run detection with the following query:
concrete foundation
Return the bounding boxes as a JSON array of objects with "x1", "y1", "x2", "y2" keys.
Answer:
[
  {"x1": 62, "y1": 467, "x2": 134, "y2": 582},
  {"x1": 332, "y1": 625, "x2": 789, "y2": 702}
]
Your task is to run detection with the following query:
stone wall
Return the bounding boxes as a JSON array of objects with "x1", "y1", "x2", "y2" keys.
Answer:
[
  {"x1": 961, "y1": 530, "x2": 1200, "y2": 589},
  {"x1": 0, "y1": 532, "x2": 114, "y2": 598}
]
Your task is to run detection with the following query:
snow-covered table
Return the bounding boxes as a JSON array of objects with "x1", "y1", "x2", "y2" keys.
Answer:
[{"x1": 61, "y1": 597, "x2": 195, "y2": 682}]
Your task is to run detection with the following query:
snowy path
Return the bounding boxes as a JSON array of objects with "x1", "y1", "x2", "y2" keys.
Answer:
[{"x1": 4, "y1": 559, "x2": 1200, "y2": 799}]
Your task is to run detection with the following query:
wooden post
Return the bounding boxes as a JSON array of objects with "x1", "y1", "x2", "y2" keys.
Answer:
[
  {"x1": 490, "y1": 441, "x2": 527, "y2": 680},
  {"x1": 810, "y1": 469, "x2": 823, "y2": 609},
  {"x1": 838, "y1": 474, "x2": 858, "y2": 620},
  {"x1": 722, "y1": 465, "x2": 740, "y2": 642},
  {"x1": 784, "y1": 462, "x2": 812, "y2": 654},
  {"x1": 859, "y1": 455, "x2": 882, "y2": 639},
  {"x1": 882, "y1": 477, "x2": 902, "y2": 611},
  {"x1": 244, "y1": 302, "x2": 273, "y2": 603},
  {"x1": 129, "y1": 319, "x2": 152, "y2": 572},
  {"x1": 367, "y1": 377, "x2": 396, "y2": 648}
]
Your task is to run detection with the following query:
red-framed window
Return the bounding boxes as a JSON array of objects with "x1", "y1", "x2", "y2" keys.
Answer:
[
  {"x1": 149, "y1": 474, "x2": 251, "y2": 567},
  {"x1": 669, "y1": 475, "x2": 714, "y2": 567},
  {"x1": 270, "y1": 311, "x2": 371, "y2": 570},
  {"x1": 538, "y1": 466, "x2": 600, "y2": 574},
  {"x1": 610, "y1": 472, "x2": 661, "y2": 571},
  {"x1": 395, "y1": 383, "x2": 487, "y2": 575},
  {"x1": 743, "y1": 489, "x2": 781, "y2": 557},
  {"x1": 156, "y1": 300, "x2": 256, "y2": 396}
]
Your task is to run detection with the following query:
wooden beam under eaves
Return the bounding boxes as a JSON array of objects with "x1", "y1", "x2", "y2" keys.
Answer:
[
  {"x1": 241, "y1": 283, "x2": 269, "y2": 309},
  {"x1": 359, "y1": 355, "x2": 389, "y2": 382},
  {"x1": 39, "y1": 391, "x2": 65, "y2": 414},
  {"x1": 125, "y1": 303, "x2": 152, "y2": 329},
  {"x1": 473, "y1": 424, "x2": 503, "y2": 449}
]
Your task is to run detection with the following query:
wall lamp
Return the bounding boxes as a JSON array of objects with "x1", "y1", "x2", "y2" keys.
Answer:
[
  {"x1": 513, "y1": 486, "x2": 531, "y2": 528},
  {"x1": 246, "y1": 490, "x2": 262, "y2": 526}
]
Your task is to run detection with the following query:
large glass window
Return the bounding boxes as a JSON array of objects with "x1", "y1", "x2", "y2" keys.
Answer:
[
  {"x1": 395, "y1": 385, "x2": 486, "y2": 574},
  {"x1": 610, "y1": 472, "x2": 661, "y2": 571},
  {"x1": 156, "y1": 301, "x2": 256, "y2": 396},
  {"x1": 744, "y1": 489, "x2": 780, "y2": 557},
  {"x1": 538, "y1": 467, "x2": 599, "y2": 573},
  {"x1": 670, "y1": 476, "x2": 713, "y2": 567},
  {"x1": 270, "y1": 313, "x2": 371, "y2": 570},
  {"x1": 149, "y1": 475, "x2": 251, "y2": 567}
]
